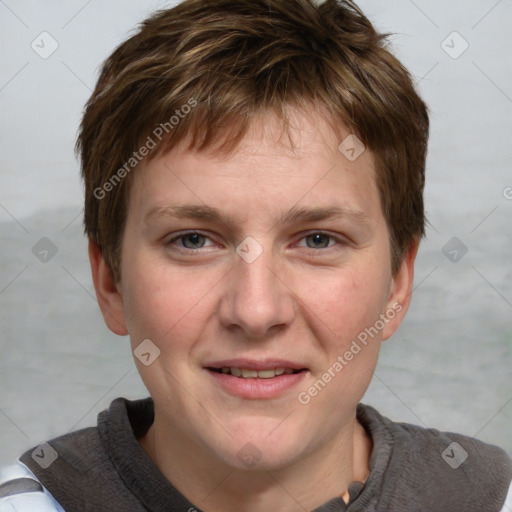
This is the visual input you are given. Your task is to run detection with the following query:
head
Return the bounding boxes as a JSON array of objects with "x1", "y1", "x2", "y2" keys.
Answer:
[{"x1": 81, "y1": 0, "x2": 428, "y2": 471}]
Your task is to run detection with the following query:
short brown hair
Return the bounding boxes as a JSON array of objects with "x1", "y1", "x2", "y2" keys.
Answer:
[{"x1": 77, "y1": 0, "x2": 429, "y2": 281}]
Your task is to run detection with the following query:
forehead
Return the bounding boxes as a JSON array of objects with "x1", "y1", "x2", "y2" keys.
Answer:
[{"x1": 129, "y1": 108, "x2": 382, "y2": 228}]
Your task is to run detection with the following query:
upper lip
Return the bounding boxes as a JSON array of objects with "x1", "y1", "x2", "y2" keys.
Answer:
[{"x1": 204, "y1": 359, "x2": 308, "y2": 371}]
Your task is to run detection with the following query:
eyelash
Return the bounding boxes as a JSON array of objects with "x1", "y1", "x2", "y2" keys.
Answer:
[
  {"x1": 166, "y1": 231, "x2": 346, "y2": 253},
  {"x1": 166, "y1": 232, "x2": 216, "y2": 252}
]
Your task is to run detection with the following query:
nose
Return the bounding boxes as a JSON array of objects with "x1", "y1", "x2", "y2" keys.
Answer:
[{"x1": 218, "y1": 242, "x2": 296, "y2": 340}]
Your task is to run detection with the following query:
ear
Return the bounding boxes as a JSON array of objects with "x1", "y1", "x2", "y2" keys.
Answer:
[
  {"x1": 88, "y1": 239, "x2": 128, "y2": 336},
  {"x1": 381, "y1": 238, "x2": 420, "y2": 341}
]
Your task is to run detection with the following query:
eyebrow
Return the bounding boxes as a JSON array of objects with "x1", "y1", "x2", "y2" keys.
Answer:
[
  {"x1": 145, "y1": 204, "x2": 231, "y2": 225},
  {"x1": 279, "y1": 205, "x2": 370, "y2": 226},
  {"x1": 144, "y1": 203, "x2": 371, "y2": 229}
]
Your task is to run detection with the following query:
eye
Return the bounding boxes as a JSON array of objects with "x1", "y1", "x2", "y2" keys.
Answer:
[
  {"x1": 298, "y1": 232, "x2": 339, "y2": 249},
  {"x1": 167, "y1": 232, "x2": 214, "y2": 250}
]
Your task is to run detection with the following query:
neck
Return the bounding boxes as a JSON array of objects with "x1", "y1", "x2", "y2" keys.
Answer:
[{"x1": 140, "y1": 412, "x2": 372, "y2": 512}]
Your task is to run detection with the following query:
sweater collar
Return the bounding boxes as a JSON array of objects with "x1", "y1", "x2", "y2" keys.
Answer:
[{"x1": 99, "y1": 397, "x2": 399, "y2": 512}]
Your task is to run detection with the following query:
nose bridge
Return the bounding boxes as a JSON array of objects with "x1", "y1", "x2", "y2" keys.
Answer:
[{"x1": 219, "y1": 240, "x2": 294, "y2": 338}]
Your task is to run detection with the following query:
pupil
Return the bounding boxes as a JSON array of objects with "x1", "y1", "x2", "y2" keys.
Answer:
[
  {"x1": 309, "y1": 234, "x2": 329, "y2": 248},
  {"x1": 184, "y1": 233, "x2": 203, "y2": 248}
]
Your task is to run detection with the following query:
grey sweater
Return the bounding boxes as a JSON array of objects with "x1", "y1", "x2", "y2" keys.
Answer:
[{"x1": 20, "y1": 397, "x2": 512, "y2": 511}]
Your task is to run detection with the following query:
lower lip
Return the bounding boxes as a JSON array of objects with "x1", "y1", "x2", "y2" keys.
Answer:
[{"x1": 206, "y1": 369, "x2": 308, "y2": 399}]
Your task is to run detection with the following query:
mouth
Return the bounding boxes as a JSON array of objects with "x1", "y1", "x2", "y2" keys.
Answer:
[
  {"x1": 204, "y1": 359, "x2": 309, "y2": 398},
  {"x1": 207, "y1": 366, "x2": 306, "y2": 379}
]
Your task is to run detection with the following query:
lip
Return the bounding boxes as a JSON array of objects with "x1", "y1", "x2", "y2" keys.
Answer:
[
  {"x1": 204, "y1": 359, "x2": 309, "y2": 400},
  {"x1": 204, "y1": 358, "x2": 307, "y2": 371}
]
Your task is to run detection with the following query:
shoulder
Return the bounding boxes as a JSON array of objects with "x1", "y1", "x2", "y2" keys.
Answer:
[
  {"x1": 11, "y1": 399, "x2": 154, "y2": 511},
  {"x1": 395, "y1": 415, "x2": 512, "y2": 477},
  {"x1": 17, "y1": 425, "x2": 113, "y2": 509},
  {"x1": 358, "y1": 403, "x2": 512, "y2": 511},
  {"x1": 1, "y1": 398, "x2": 151, "y2": 512},
  {"x1": 0, "y1": 461, "x2": 64, "y2": 511}
]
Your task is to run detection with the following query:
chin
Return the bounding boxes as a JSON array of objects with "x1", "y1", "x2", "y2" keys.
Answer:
[{"x1": 210, "y1": 422, "x2": 306, "y2": 472}]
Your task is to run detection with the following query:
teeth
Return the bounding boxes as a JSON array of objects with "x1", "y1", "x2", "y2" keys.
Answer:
[
  {"x1": 241, "y1": 369, "x2": 258, "y2": 378},
  {"x1": 230, "y1": 367, "x2": 242, "y2": 377},
  {"x1": 219, "y1": 366, "x2": 298, "y2": 378},
  {"x1": 257, "y1": 370, "x2": 276, "y2": 379}
]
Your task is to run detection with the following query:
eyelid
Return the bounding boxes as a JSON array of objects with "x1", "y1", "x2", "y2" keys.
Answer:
[
  {"x1": 166, "y1": 230, "x2": 348, "y2": 253},
  {"x1": 294, "y1": 231, "x2": 349, "y2": 249},
  {"x1": 166, "y1": 230, "x2": 218, "y2": 249}
]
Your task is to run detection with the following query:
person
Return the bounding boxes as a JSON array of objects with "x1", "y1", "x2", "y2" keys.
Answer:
[{"x1": 1, "y1": 0, "x2": 510, "y2": 510}]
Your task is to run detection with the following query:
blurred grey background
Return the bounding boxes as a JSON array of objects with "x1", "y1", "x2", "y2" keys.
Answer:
[{"x1": 1, "y1": 0, "x2": 511, "y2": 468}]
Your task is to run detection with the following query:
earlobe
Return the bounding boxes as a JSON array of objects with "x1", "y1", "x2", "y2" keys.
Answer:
[
  {"x1": 381, "y1": 238, "x2": 420, "y2": 341},
  {"x1": 88, "y1": 239, "x2": 129, "y2": 336}
]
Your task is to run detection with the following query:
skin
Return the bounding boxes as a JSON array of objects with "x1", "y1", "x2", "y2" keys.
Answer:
[{"x1": 89, "y1": 108, "x2": 418, "y2": 511}]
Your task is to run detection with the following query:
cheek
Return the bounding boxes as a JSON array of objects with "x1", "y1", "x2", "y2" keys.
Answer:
[
  {"x1": 294, "y1": 268, "x2": 388, "y2": 418},
  {"x1": 297, "y1": 264, "x2": 390, "y2": 343},
  {"x1": 120, "y1": 251, "x2": 219, "y2": 347}
]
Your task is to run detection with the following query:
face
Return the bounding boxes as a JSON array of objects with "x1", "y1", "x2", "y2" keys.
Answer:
[{"x1": 93, "y1": 108, "x2": 415, "y2": 471}]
